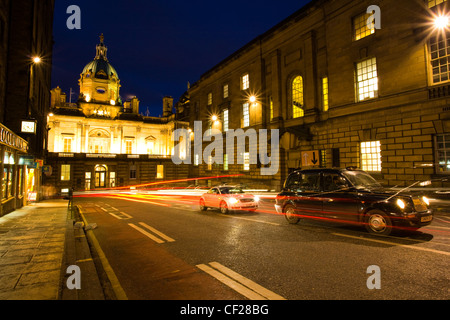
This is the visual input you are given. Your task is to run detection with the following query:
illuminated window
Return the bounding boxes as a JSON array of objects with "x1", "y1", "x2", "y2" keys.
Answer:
[
  {"x1": 353, "y1": 12, "x2": 375, "y2": 41},
  {"x1": 125, "y1": 140, "x2": 133, "y2": 154},
  {"x1": 224, "y1": 154, "x2": 229, "y2": 171},
  {"x1": 243, "y1": 152, "x2": 250, "y2": 171},
  {"x1": 428, "y1": 0, "x2": 446, "y2": 8},
  {"x1": 242, "y1": 74, "x2": 250, "y2": 90},
  {"x1": 243, "y1": 103, "x2": 250, "y2": 127},
  {"x1": 292, "y1": 76, "x2": 304, "y2": 118},
  {"x1": 437, "y1": 134, "x2": 450, "y2": 173},
  {"x1": 223, "y1": 109, "x2": 229, "y2": 132},
  {"x1": 361, "y1": 141, "x2": 382, "y2": 172},
  {"x1": 85, "y1": 172, "x2": 91, "y2": 190},
  {"x1": 110, "y1": 172, "x2": 116, "y2": 187},
  {"x1": 356, "y1": 58, "x2": 378, "y2": 102},
  {"x1": 429, "y1": 33, "x2": 450, "y2": 83},
  {"x1": 207, "y1": 155, "x2": 213, "y2": 171},
  {"x1": 63, "y1": 137, "x2": 72, "y2": 153},
  {"x1": 207, "y1": 92, "x2": 213, "y2": 106},
  {"x1": 194, "y1": 154, "x2": 199, "y2": 166},
  {"x1": 223, "y1": 84, "x2": 229, "y2": 99},
  {"x1": 157, "y1": 165, "x2": 164, "y2": 179},
  {"x1": 61, "y1": 165, "x2": 71, "y2": 181},
  {"x1": 269, "y1": 96, "x2": 274, "y2": 121},
  {"x1": 322, "y1": 77, "x2": 329, "y2": 112}
]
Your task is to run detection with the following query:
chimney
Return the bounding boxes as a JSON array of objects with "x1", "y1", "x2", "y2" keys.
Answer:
[{"x1": 162, "y1": 96, "x2": 173, "y2": 117}]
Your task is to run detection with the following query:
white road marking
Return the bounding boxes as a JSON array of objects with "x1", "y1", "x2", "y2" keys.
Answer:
[
  {"x1": 197, "y1": 262, "x2": 286, "y2": 300},
  {"x1": 128, "y1": 223, "x2": 165, "y2": 244},
  {"x1": 139, "y1": 222, "x2": 175, "y2": 242},
  {"x1": 333, "y1": 233, "x2": 450, "y2": 256}
]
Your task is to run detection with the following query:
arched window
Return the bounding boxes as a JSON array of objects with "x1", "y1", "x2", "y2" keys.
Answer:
[{"x1": 292, "y1": 76, "x2": 304, "y2": 118}]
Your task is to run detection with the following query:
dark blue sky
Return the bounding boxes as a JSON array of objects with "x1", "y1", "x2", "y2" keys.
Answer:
[{"x1": 52, "y1": 0, "x2": 312, "y2": 116}]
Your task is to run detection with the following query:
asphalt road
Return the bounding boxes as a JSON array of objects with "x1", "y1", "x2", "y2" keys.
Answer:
[{"x1": 75, "y1": 192, "x2": 450, "y2": 301}]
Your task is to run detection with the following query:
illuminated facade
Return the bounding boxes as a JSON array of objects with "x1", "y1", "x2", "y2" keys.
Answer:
[
  {"x1": 46, "y1": 35, "x2": 189, "y2": 192},
  {"x1": 187, "y1": 0, "x2": 450, "y2": 190}
]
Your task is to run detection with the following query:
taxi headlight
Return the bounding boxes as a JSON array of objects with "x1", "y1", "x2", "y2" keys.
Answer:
[
  {"x1": 396, "y1": 199, "x2": 406, "y2": 210},
  {"x1": 229, "y1": 198, "x2": 239, "y2": 205},
  {"x1": 254, "y1": 196, "x2": 260, "y2": 202},
  {"x1": 422, "y1": 196, "x2": 430, "y2": 206}
]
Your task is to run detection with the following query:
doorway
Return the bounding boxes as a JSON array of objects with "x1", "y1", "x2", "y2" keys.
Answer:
[{"x1": 95, "y1": 165, "x2": 107, "y2": 188}]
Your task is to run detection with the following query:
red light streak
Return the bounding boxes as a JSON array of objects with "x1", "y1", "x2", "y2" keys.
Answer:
[{"x1": 84, "y1": 174, "x2": 245, "y2": 191}]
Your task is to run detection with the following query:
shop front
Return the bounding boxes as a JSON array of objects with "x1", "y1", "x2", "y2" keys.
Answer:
[{"x1": 0, "y1": 123, "x2": 29, "y2": 217}]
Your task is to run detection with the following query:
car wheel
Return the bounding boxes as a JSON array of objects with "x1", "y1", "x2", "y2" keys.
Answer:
[
  {"x1": 220, "y1": 201, "x2": 229, "y2": 214},
  {"x1": 199, "y1": 199, "x2": 207, "y2": 211},
  {"x1": 284, "y1": 205, "x2": 300, "y2": 224},
  {"x1": 365, "y1": 210, "x2": 393, "y2": 236}
]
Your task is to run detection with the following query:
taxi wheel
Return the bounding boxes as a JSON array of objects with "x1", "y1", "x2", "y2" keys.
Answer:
[
  {"x1": 199, "y1": 199, "x2": 207, "y2": 211},
  {"x1": 365, "y1": 210, "x2": 393, "y2": 236},
  {"x1": 284, "y1": 205, "x2": 300, "y2": 224},
  {"x1": 220, "y1": 201, "x2": 229, "y2": 214}
]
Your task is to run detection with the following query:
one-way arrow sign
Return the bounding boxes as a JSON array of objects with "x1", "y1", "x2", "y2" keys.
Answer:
[{"x1": 301, "y1": 150, "x2": 320, "y2": 167}]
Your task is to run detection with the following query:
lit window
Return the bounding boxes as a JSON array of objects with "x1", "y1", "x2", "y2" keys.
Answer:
[
  {"x1": 430, "y1": 33, "x2": 450, "y2": 83},
  {"x1": 322, "y1": 77, "x2": 329, "y2": 112},
  {"x1": 243, "y1": 103, "x2": 250, "y2": 127},
  {"x1": 63, "y1": 137, "x2": 72, "y2": 153},
  {"x1": 156, "y1": 165, "x2": 164, "y2": 179},
  {"x1": 292, "y1": 76, "x2": 304, "y2": 118},
  {"x1": 428, "y1": 0, "x2": 446, "y2": 8},
  {"x1": 353, "y1": 12, "x2": 375, "y2": 41},
  {"x1": 437, "y1": 134, "x2": 450, "y2": 173},
  {"x1": 85, "y1": 172, "x2": 91, "y2": 190},
  {"x1": 194, "y1": 154, "x2": 199, "y2": 166},
  {"x1": 223, "y1": 154, "x2": 229, "y2": 171},
  {"x1": 223, "y1": 109, "x2": 229, "y2": 132},
  {"x1": 61, "y1": 165, "x2": 71, "y2": 181},
  {"x1": 242, "y1": 74, "x2": 250, "y2": 90},
  {"x1": 269, "y1": 96, "x2": 274, "y2": 121},
  {"x1": 223, "y1": 84, "x2": 229, "y2": 99},
  {"x1": 361, "y1": 141, "x2": 382, "y2": 172},
  {"x1": 126, "y1": 140, "x2": 133, "y2": 154},
  {"x1": 110, "y1": 172, "x2": 116, "y2": 187},
  {"x1": 207, "y1": 155, "x2": 213, "y2": 171},
  {"x1": 207, "y1": 92, "x2": 213, "y2": 106},
  {"x1": 243, "y1": 153, "x2": 250, "y2": 171},
  {"x1": 356, "y1": 57, "x2": 378, "y2": 102}
]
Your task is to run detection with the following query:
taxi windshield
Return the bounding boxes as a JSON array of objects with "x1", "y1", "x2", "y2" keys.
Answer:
[{"x1": 342, "y1": 171, "x2": 383, "y2": 190}]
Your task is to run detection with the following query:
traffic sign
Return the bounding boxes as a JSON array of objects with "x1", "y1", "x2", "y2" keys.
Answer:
[{"x1": 301, "y1": 150, "x2": 320, "y2": 167}]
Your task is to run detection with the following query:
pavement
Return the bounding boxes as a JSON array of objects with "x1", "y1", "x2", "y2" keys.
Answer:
[{"x1": 0, "y1": 199, "x2": 107, "y2": 300}]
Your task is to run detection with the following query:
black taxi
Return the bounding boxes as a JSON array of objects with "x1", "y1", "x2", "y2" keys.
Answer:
[{"x1": 275, "y1": 168, "x2": 433, "y2": 235}]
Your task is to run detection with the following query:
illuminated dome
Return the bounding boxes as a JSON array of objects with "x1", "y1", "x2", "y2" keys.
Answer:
[{"x1": 81, "y1": 34, "x2": 119, "y2": 80}]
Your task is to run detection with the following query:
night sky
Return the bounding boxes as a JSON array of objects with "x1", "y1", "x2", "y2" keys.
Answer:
[{"x1": 51, "y1": 0, "x2": 312, "y2": 116}]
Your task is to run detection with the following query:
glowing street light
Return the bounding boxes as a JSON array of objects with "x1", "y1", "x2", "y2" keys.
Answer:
[
  {"x1": 434, "y1": 14, "x2": 449, "y2": 30},
  {"x1": 211, "y1": 115, "x2": 218, "y2": 122},
  {"x1": 33, "y1": 56, "x2": 42, "y2": 64},
  {"x1": 249, "y1": 95, "x2": 257, "y2": 103}
]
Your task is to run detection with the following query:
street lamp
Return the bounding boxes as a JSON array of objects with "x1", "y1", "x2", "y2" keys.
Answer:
[{"x1": 434, "y1": 14, "x2": 449, "y2": 29}]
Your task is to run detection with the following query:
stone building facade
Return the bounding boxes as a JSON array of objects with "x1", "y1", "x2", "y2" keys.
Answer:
[
  {"x1": 0, "y1": 0, "x2": 54, "y2": 215},
  {"x1": 187, "y1": 0, "x2": 450, "y2": 190},
  {"x1": 46, "y1": 36, "x2": 189, "y2": 193}
]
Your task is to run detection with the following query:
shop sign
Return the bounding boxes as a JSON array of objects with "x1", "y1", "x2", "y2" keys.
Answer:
[
  {"x1": 0, "y1": 123, "x2": 28, "y2": 153},
  {"x1": 43, "y1": 165, "x2": 52, "y2": 177}
]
